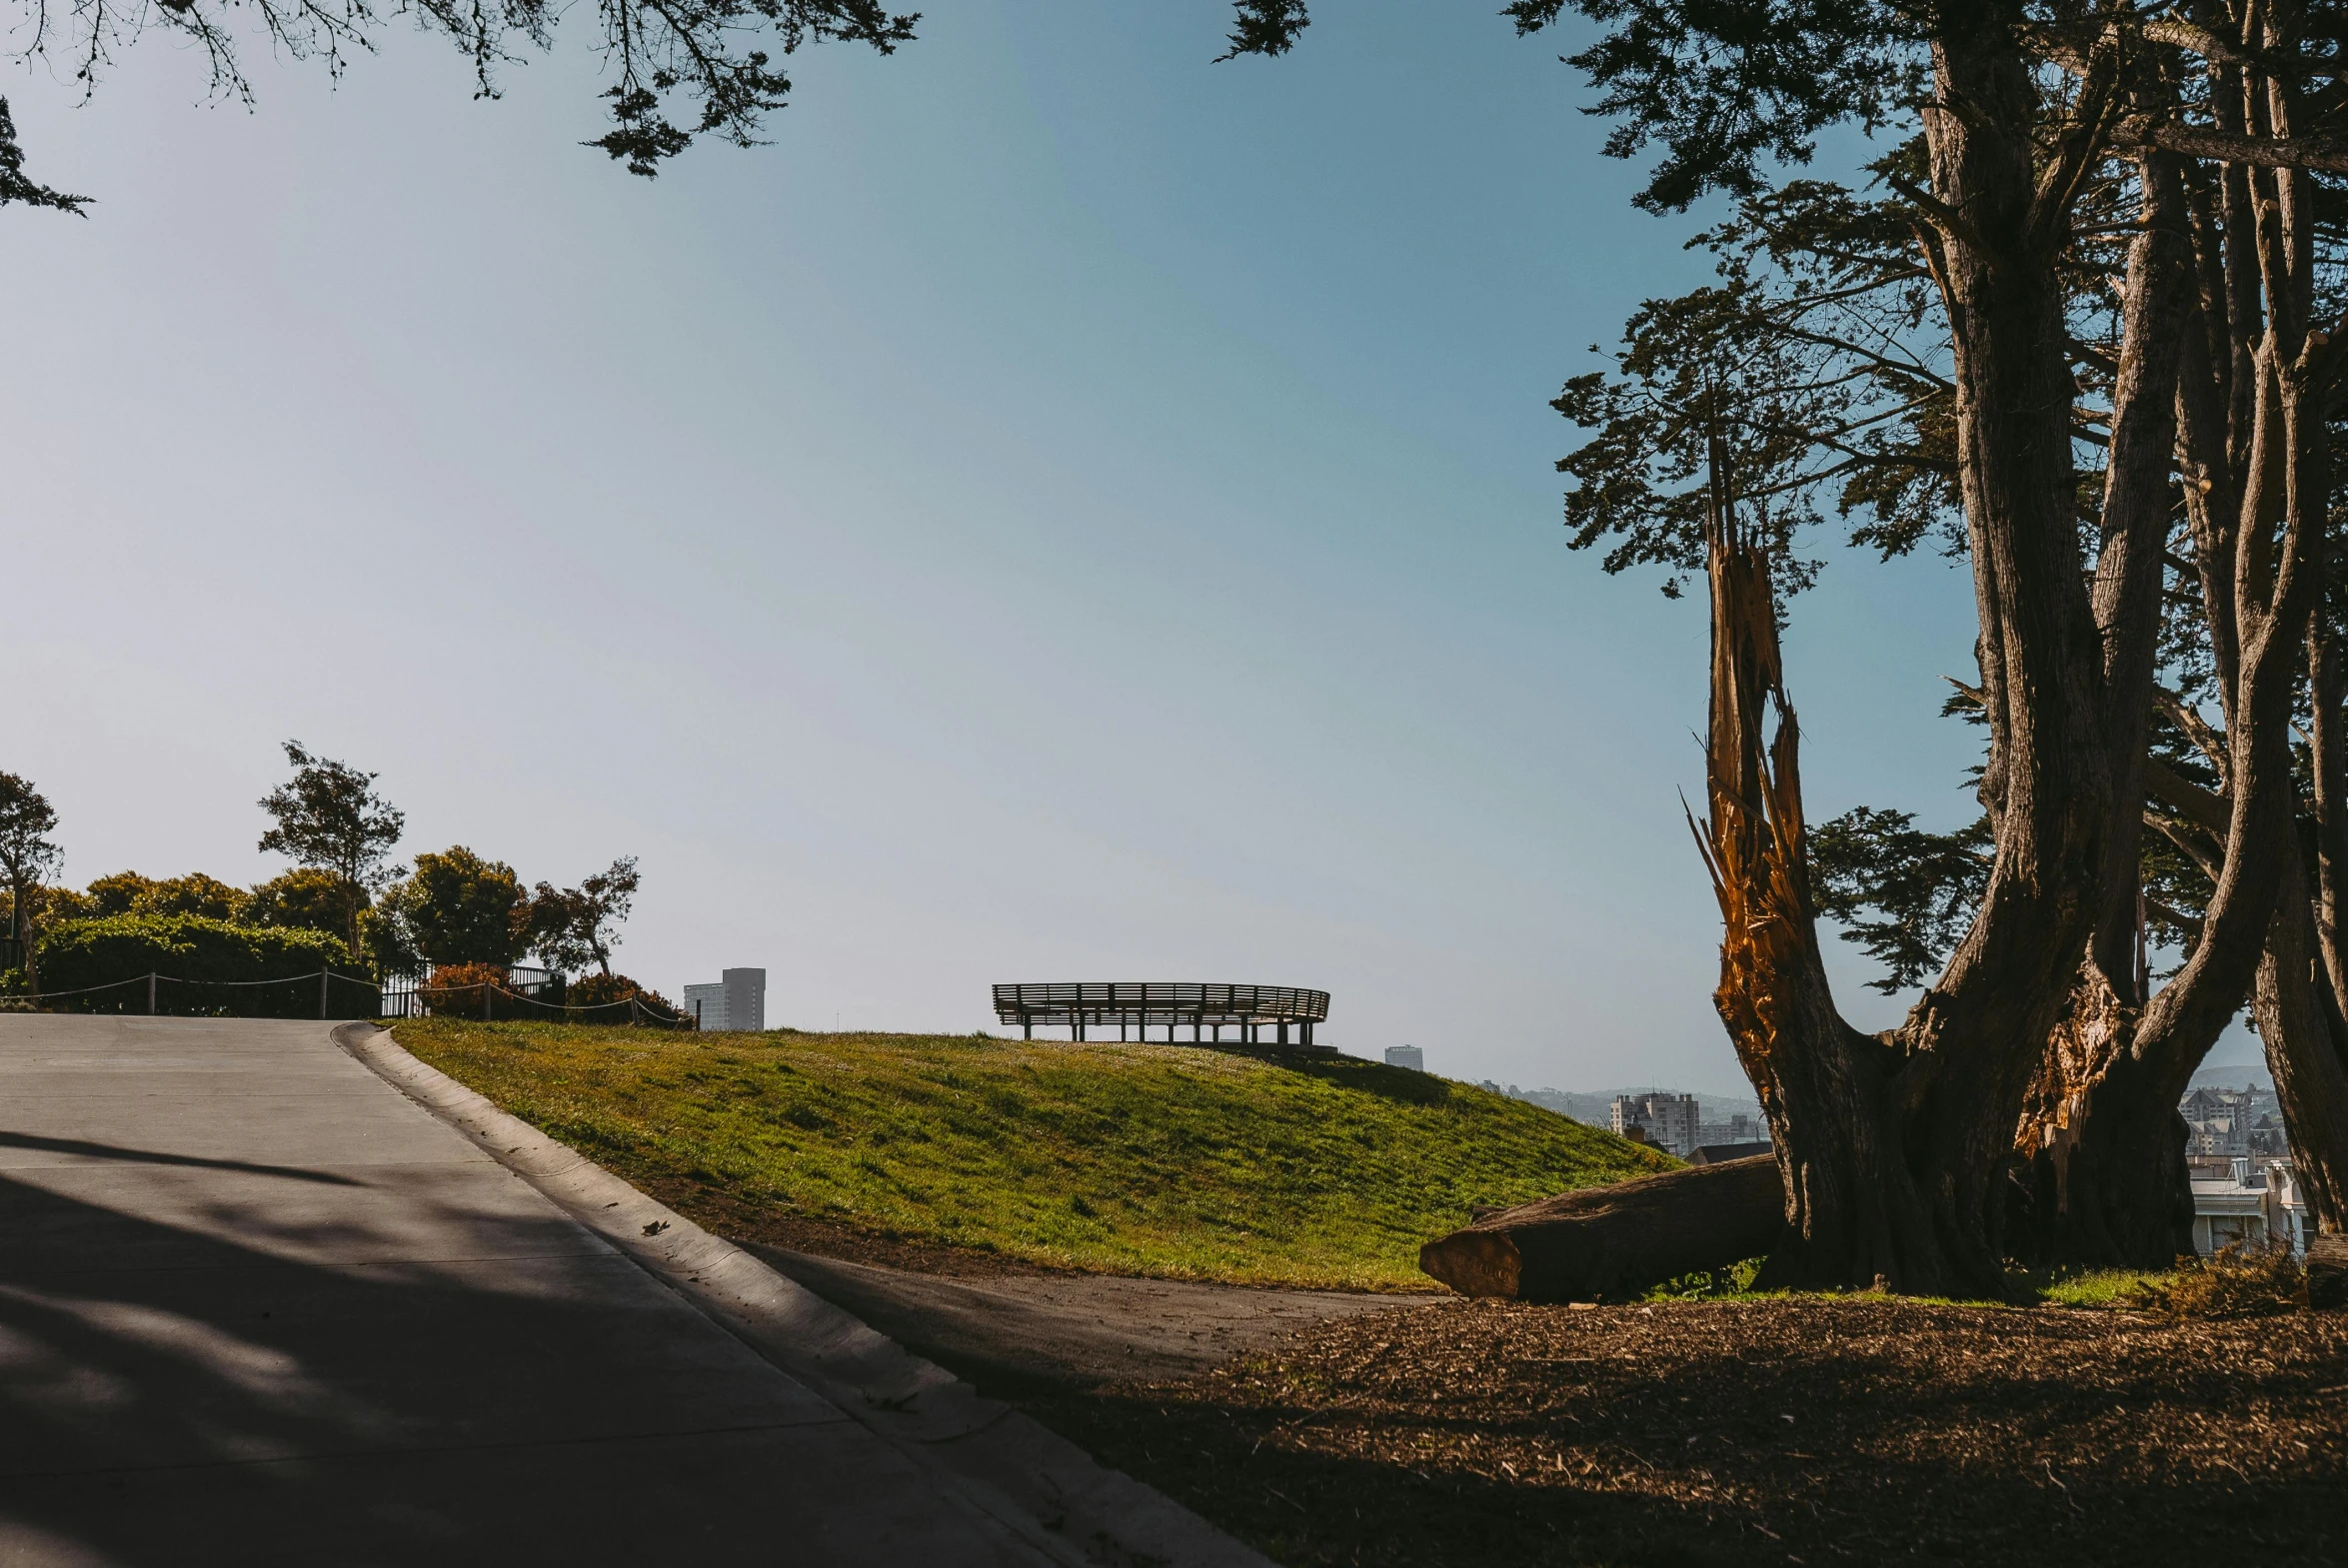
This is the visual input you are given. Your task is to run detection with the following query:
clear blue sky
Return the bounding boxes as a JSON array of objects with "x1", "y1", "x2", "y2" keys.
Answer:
[{"x1": 9, "y1": 2, "x2": 2247, "y2": 1084}]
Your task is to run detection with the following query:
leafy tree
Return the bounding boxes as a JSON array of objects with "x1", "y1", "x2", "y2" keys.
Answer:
[
  {"x1": 527, "y1": 856, "x2": 640, "y2": 977},
  {"x1": 243, "y1": 867, "x2": 352, "y2": 934},
  {"x1": 0, "y1": 774, "x2": 61, "y2": 993},
  {"x1": 82, "y1": 871, "x2": 155, "y2": 917},
  {"x1": 1245, "y1": 1, "x2": 2348, "y2": 1288},
  {"x1": 0, "y1": 95, "x2": 82, "y2": 214},
  {"x1": 85, "y1": 870, "x2": 247, "y2": 921},
  {"x1": 1808, "y1": 808, "x2": 1992, "y2": 995},
  {"x1": 2, "y1": 0, "x2": 918, "y2": 205},
  {"x1": 378, "y1": 846, "x2": 527, "y2": 968},
  {"x1": 257, "y1": 742, "x2": 404, "y2": 960}
]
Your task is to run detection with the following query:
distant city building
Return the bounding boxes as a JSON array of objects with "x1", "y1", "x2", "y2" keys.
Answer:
[
  {"x1": 1612, "y1": 1092, "x2": 1701, "y2": 1157},
  {"x1": 683, "y1": 967, "x2": 766, "y2": 1032},
  {"x1": 2182, "y1": 1083, "x2": 2291, "y2": 1161},
  {"x1": 1385, "y1": 1045, "x2": 1424, "y2": 1072}
]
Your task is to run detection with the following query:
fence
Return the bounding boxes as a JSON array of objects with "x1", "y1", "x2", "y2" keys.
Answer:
[
  {"x1": 1, "y1": 969, "x2": 384, "y2": 1019},
  {"x1": 378, "y1": 977, "x2": 695, "y2": 1029},
  {"x1": 2, "y1": 968, "x2": 695, "y2": 1027}
]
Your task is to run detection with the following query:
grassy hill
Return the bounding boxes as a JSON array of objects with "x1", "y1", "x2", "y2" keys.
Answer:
[{"x1": 390, "y1": 1021, "x2": 1672, "y2": 1290}]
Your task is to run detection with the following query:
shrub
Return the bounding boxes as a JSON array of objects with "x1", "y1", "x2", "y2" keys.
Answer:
[
  {"x1": 570, "y1": 971, "x2": 689, "y2": 1023},
  {"x1": 36, "y1": 915, "x2": 365, "y2": 1017},
  {"x1": 419, "y1": 961, "x2": 512, "y2": 1018},
  {"x1": 2129, "y1": 1242, "x2": 2307, "y2": 1319}
]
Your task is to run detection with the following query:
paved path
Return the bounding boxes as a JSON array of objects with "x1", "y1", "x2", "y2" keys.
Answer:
[{"x1": 0, "y1": 1016, "x2": 1157, "y2": 1566}]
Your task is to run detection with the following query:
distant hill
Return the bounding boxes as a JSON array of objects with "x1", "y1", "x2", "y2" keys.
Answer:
[
  {"x1": 393, "y1": 1022, "x2": 1675, "y2": 1291},
  {"x1": 2190, "y1": 1061, "x2": 2274, "y2": 1090}
]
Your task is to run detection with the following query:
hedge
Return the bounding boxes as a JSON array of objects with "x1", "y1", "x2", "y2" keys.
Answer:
[{"x1": 31, "y1": 915, "x2": 375, "y2": 1017}]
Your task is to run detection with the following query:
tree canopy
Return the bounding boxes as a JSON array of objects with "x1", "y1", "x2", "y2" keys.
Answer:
[{"x1": 257, "y1": 742, "x2": 405, "y2": 956}]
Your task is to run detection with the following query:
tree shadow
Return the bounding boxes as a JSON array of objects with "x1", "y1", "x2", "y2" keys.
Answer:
[
  {"x1": 0, "y1": 1170, "x2": 906, "y2": 1565},
  {"x1": 1268, "y1": 1055, "x2": 1456, "y2": 1107},
  {"x1": 0, "y1": 1130, "x2": 361, "y2": 1184}
]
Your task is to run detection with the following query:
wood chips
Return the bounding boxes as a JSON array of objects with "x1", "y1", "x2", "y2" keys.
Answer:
[{"x1": 1026, "y1": 1295, "x2": 2348, "y2": 1567}]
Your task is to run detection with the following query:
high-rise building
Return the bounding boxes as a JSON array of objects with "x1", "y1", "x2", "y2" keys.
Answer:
[
  {"x1": 1612, "y1": 1091, "x2": 1701, "y2": 1157},
  {"x1": 683, "y1": 967, "x2": 766, "y2": 1032},
  {"x1": 1384, "y1": 1044, "x2": 1424, "y2": 1071}
]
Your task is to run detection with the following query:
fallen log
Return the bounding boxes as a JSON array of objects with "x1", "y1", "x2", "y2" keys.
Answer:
[
  {"x1": 1419, "y1": 1155, "x2": 1786, "y2": 1302},
  {"x1": 2308, "y1": 1234, "x2": 2348, "y2": 1310}
]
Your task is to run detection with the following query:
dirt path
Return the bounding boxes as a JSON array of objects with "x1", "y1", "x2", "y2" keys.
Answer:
[{"x1": 747, "y1": 1243, "x2": 1429, "y2": 1393}]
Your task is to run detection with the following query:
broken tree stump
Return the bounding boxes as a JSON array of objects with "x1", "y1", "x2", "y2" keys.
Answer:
[
  {"x1": 1419, "y1": 1155, "x2": 1786, "y2": 1302},
  {"x1": 2308, "y1": 1234, "x2": 2348, "y2": 1310}
]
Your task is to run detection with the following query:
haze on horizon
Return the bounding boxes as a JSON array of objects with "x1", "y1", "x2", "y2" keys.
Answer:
[{"x1": 4, "y1": 2, "x2": 2254, "y2": 1087}]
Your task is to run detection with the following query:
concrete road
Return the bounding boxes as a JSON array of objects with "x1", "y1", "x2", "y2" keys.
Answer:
[{"x1": 0, "y1": 1015, "x2": 1075, "y2": 1567}]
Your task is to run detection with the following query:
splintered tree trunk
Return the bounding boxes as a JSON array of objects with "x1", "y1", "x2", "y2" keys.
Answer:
[
  {"x1": 1418, "y1": 1158, "x2": 1783, "y2": 1302},
  {"x1": 1694, "y1": 507, "x2": 1944, "y2": 1289}
]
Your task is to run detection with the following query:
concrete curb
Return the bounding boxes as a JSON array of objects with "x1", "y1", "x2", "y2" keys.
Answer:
[{"x1": 334, "y1": 1022, "x2": 1276, "y2": 1568}]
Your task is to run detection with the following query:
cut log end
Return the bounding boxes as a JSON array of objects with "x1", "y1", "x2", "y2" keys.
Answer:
[
  {"x1": 2307, "y1": 1234, "x2": 2348, "y2": 1311},
  {"x1": 1417, "y1": 1229, "x2": 1521, "y2": 1298},
  {"x1": 1419, "y1": 1156, "x2": 1787, "y2": 1304}
]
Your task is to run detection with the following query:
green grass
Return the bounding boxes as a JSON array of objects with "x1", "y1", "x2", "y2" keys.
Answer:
[
  {"x1": 2038, "y1": 1267, "x2": 2173, "y2": 1308},
  {"x1": 389, "y1": 1020, "x2": 1673, "y2": 1290},
  {"x1": 1639, "y1": 1260, "x2": 2185, "y2": 1309}
]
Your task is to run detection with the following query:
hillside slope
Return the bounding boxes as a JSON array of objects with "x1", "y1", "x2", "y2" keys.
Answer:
[{"x1": 390, "y1": 1022, "x2": 1674, "y2": 1289}]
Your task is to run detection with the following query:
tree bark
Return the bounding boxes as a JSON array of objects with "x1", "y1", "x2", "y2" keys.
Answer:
[
  {"x1": 2253, "y1": 851, "x2": 2348, "y2": 1235},
  {"x1": 1418, "y1": 1157, "x2": 1783, "y2": 1302},
  {"x1": 1834, "y1": 25, "x2": 2121, "y2": 1294},
  {"x1": 2306, "y1": 1234, "x2": 2348, "y2": 1307},
  {"x1": 2011, "y1": 49, "x2": 2332, "y2": 1267}
]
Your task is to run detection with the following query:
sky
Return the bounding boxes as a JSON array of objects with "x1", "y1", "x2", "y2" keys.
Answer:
[{"x1": 3, "y1": 1, "x2": 2261, "y2": 1087}]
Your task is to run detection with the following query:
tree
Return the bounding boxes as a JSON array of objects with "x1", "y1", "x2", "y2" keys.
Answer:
[
  {"x1": 377, "y1": 846, "x2": 527, "y2": 969},
  {"x1": 1, "y1": 0, "x2": 918, "y2": 206},
  {"x1": 1220, "y1": 0, "x2": 2348, "y2": 1290},
  {"x1": 243, "y1": 867, "x2": 353, "y2": 934},
  {"x1": 85, "y1": 870, "x2": 248, "y2": 920},
  {"x1": 527, "y1": 857, "x2": 640, "y2": 977},
  {"x1": 0, "y1": 774, "x2": 62, "y2": 993},
  {"x1": 257, "y1": 742, "x2": 404, "y2": 960},
  {"x1": 0, "y1": 94, "x2": 82, "y2": 214}
]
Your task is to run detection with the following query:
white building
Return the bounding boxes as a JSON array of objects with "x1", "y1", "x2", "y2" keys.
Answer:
[
  {"x1": 1613, "y1": 1092, "x2": 1701, "y2": 1157},
  {"x1": 1384, "y1": 1045, "x2": 1424, "y2": 1071},
  {"x1": 2189, "y1": 1156, "x2": 2313, "y2": 1255},
  {"x1": 683, "y1": 967, "x2": 766, "y2": 1033}
]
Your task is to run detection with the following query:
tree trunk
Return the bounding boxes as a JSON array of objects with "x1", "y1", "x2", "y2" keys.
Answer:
[
  {"x1": 1846, "y1": 26, "x2": 2116, "y2": 1293},
  {"x1": 2253, "y1": 853, "x2": 2348, "y2": 1235},
  {"x1": 1418, "y1": 1158, "x2": 1783, "y2": 1302},
  {"x1": 2306, "y1": 1234, "x2": 2348, "y2": 1307},
  {"x1": 1696, "y1": 476, "x2": 2012, "y2": 1294},
  {"x1": 2012, "y1": 48, "x2": 2332, "y2": 1268}
]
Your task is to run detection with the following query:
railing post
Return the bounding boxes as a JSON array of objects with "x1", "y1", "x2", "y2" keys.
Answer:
[
  {"x1": 147, "y1": 972, "x2": 157, "y2": 1015},
  {"x1": 319, "y1": 968, "x2": 330, "y2": 1020}
]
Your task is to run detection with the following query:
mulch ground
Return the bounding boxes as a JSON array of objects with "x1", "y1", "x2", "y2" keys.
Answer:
[{"x1": 1022, "y1": 1295, "x2": 2348, "y2": 1568}]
